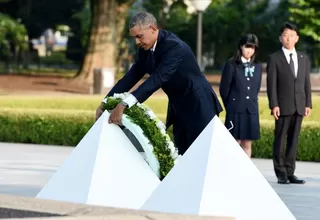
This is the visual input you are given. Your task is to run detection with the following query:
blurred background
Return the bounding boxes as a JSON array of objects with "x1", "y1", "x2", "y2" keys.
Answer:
[
  {"x1": 0, "y1": 0, "x2": 319, "y2": 160},
  {"x1": 0, "y1": 0, "x2": 319, "y2": 92}
]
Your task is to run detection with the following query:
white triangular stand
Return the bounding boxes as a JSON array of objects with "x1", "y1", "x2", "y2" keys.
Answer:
[
  {"x1": 141, "y1": 116, "x2": 296, "y2": 220},
  {"x1": 37, "y1": 111, "x2": 160, "y2": 209}
]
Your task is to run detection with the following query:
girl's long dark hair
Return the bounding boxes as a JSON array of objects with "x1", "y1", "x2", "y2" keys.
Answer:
[{"x1": 230, "y1": 33, "x2": 259, "y2": 66}]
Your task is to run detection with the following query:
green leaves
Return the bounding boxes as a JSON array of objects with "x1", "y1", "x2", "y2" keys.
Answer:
[
  {"x1": 0, "y1": 13, "x2": 28, "y2": 55},
  {"x1": 289, "y1": 0, "x2": 320, "y2": 41},
  {"x1": 0, "y1": 108, "x2": 318, "y2": 168}
]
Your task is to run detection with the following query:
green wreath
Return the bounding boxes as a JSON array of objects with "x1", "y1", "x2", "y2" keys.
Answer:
[{"x1": 101, "y1": 92, "x2": 178, "y2": 180}]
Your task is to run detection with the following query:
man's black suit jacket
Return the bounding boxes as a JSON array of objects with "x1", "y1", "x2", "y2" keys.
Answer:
[
  {"x1": 107, "y1": 29, "x2": 223, "y2": 135},
  {"x1": 266, "y1": 49, "x2": 312, "y2": 116}
]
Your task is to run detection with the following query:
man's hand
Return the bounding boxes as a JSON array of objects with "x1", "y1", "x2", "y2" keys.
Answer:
[
  {"x1": 305, "y1": 107, "x2": 311, "y2": 117},
  {"x1": 272, "y1": 106, "x2": 280, "y2": 120},
  {"x1": 108, "y1": 103, "x2": 126, "y2": 125},
  {"x1": 95, "y1": 103, "x2": 104, "y2": 121}
]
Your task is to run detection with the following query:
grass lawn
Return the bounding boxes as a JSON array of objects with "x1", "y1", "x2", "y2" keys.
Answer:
[{"x1": 0, "y1": 94, "x2": 319, "y2": 123}]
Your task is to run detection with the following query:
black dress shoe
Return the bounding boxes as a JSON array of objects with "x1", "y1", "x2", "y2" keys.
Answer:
[
  {"x1": 277, "y1": 176, "x2": 289, "y2": 184},
  {"x1": 288, "y1": 175, "x2": 305, "y2": 184}
]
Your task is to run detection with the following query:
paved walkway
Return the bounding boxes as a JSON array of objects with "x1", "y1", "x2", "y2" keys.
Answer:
[{"x1": 0, "y1": 143, "x2": 319, "y2": 220}]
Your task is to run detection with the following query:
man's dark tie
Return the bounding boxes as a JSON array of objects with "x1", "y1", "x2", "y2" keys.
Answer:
[
  {"x1": 145, "y1": 49, "x2": 155, "y2": 74},
  {"x1": 289, "y1": 53, "x2": 295, "y2": 77},
  {"x1": 150, "y1": 49, "x2": 155, "y2": 70}
]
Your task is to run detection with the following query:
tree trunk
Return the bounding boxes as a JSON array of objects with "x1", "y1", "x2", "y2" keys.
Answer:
[
  {"x1": 74, "y1": 0, "x2": 116, "y2": 82},
  {"x1": 74, "y1": 0, "x2": 134, "y2": 84},
  {"x1": 114, "y1": 1, "x2": 134, "y2": 79}
]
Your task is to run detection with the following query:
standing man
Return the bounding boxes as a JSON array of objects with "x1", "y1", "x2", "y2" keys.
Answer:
[
  {"x1": 266, "y1": 22, "x2": 312, "y2": 184},
  {"x1": 95, "y1": 12, "x2": 223, "y2": 155}
]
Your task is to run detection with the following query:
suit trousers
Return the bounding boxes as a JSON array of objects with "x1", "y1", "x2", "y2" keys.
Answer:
[
  {"x1": 273, "y1": 112, "x2": 303, "y2": 178},
  {"x1": 172, "y1": 122, "x2": 200, "y2": 155}
]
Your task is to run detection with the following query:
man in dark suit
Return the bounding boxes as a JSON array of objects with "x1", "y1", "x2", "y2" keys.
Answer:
[
  {"x1": 95, "y1": 12, "x2": 223, "y2": 155},
  {"x1": 266, "y1": 22, "x2": 312, "y2": 184}
]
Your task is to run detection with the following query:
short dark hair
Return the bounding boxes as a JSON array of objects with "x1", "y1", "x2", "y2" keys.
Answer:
[
  {"x1": 129, "y1": 12, "x2": 157, "y2": 29},
  {"x1": 231, "y1": 33, "x2": 259, "y2": 65},
  {"x1": 280, "y1": 22, "x2": 299, "y2": 35}
]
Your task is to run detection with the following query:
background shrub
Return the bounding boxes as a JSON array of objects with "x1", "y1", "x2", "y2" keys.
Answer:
[{"x1": 0, "y1": 108, "x2": 318, "y2": 162}]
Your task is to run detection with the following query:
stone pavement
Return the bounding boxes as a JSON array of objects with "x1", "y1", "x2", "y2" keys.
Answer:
[
  {"x1": 0, "y1": 142, "x2": 319, "y2": 220},
  {"x1": 0, "y1": 194, "x2": 234, "y2": 220}
]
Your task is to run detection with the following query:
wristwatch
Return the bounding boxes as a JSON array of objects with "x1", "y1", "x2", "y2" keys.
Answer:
[{"x1": 120, "y1": 101, "x2": 128, "y2": 108}]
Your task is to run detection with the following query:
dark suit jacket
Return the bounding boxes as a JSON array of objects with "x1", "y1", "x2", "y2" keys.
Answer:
[
  {"x1": 219, "y1": 60, "x2": 262, "y2": 114},
  {"x1": 266, "y1": 50, "x2": 312, "y2": 116},
  {"x1": 107, "y1": 29, "x2": 223, "y2": 135}
]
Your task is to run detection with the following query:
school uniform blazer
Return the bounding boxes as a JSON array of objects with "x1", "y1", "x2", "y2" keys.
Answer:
[
  {"x1": 219, "y1": 60, "x2": 262, "y2": 114},
  {"x1": 107, "y1": 29, "x2": 223, "y2": 134}
]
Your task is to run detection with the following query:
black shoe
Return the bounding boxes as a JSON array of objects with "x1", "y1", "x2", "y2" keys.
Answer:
[
  {"x1": 277, "y1": 176, "x2": 289, "y2": 184},
  {"x1": 288, "y1": 175, "x2": 305, "y2": 184}
]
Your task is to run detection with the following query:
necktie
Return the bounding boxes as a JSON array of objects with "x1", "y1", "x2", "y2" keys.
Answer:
[
  {"x1": 147, "y1": 50, "x2": 155, "y2": 74},
  {"x1": 289, "y1": 53, "x2": 295, "y2": 77},
  {"x1": 150, "y1": 50, "x2": 155, "y2": 69}
]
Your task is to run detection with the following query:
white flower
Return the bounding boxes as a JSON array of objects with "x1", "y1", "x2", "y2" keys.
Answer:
[
  {"x1": 113, "y1": 93, "x2": 121, "y2": 99},
  {"x1": 168, "y1": 141, "x2": 175, "y2": 152},
  {"x1": 156, "y1": 121, "x2": 166, "y2": 130},
  {"x1": 160, "y1": 128, "x2": 166, "y2": 135},
  {"x1": 137, "y1": 103, "x2": 147, "y2": 110},
  {"x1": 120, "y1": 94, "x2": 126, "y2": 99},
  {"x1": 113, "y1": 92, "x2": 129, "y2": 100},
  {"x1": 144, "y1": 107, "x2": 152, "y2": 113},
  {"x1": 141, "y1": 103, "x2": 149, "y2": 109},
  {"x1": 145, "y1": 110, "x2": 156, "y2": 119}
]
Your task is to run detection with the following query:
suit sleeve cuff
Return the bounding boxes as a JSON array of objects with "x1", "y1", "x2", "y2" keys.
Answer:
[{"x1": 122, "y1": 94, "x2": 138, "y2": 108}]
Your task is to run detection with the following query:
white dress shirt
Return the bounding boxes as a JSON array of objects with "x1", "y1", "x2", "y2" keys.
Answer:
[
  {"x1": 282, "y1": 46, "x2": 298, "y2": 78},
  {"x1": 119, "y1": 40, "x2": 158, "y2": 108},
  {"x1": 241, "y1": 56, "x2": 250, "y2": 63}
]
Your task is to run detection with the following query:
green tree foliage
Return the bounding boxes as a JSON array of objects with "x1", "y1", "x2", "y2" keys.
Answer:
[
  {"x1": 250, "y1": 0, "x2": 290, "y2": 62},
  {"x1": 142, "y1": 0, "x2": 290, "y2": 69},
  {"x1": 142, "y1": 0, "x2": 193, "y2": 37},
  {"x1": 289, "y1": 0, "x2": 320, "y2": 66},
  {"x1": 203, "y1": 0, "x2": 274, "y2": 68},
  {"x1": 0, "y1": 13, "x2": 28, "y2": 56},
  {"x1": 0, "y1": 0, "x2": 84, "y2": 38},
  {"x1": 289, "y1": 0, "x2": 320, "y2": 42},
  {"x1": 72, "y1": 0, "x2": 91, "y2": 48}
]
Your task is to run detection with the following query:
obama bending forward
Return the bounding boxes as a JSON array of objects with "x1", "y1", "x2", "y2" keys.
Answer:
[{"x1": 96, "y1": 12, "x2": 223, "y2": 155}]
